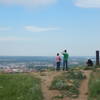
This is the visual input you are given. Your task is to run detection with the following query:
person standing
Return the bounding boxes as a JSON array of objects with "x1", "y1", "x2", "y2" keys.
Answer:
[
  {"x1": 62, "y1": 50, "x2": 69, "y2": 71},
  {"x1": 56, "y1": 53, "x2": 61, "y2": 71}
]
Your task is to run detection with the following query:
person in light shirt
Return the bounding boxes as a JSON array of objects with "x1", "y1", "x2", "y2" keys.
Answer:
[{"x1": 56, "y1": 53, "x2": 62, "y2": 71}]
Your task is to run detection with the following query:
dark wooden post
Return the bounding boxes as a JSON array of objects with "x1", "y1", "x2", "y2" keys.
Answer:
[{"x1": 96, "y1": 50, "x2": 99, "y2": 65}]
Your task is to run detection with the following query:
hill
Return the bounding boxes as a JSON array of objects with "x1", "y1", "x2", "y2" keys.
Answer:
[{"x1": 0, "y1": 67, "x2": 100, "y2": 100}]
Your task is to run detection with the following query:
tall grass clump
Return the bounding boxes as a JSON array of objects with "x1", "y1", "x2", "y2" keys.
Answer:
[{"x1": 88, "y1": 70, "x2": 100, "y2": 100}]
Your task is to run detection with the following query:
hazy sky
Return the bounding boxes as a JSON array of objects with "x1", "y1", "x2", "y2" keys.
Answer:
[{"x1": 0, "y1": 0, "x2": 100, "y2": 56}]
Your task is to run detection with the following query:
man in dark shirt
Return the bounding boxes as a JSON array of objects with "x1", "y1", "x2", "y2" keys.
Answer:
[{"x1": 86, "y1": 59, "x2": 93, "y2": 66}]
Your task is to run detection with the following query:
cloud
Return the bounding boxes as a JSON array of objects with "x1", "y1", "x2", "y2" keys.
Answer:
[
  {"x1": 0, "y1": 37, "x2": 32, "y2": 41},
  {"x1": 74, "y1": 0, "x2": 100, "y2": 8},
  {"x1": 0, "y1": 0, "x2": 57, "y2": 7},
  {"x1": 0, "y1": 27, "x2": 11, "y2": 31},
  {"x1": 25, "y1": 26, "x2": 59, "y2": 32}
]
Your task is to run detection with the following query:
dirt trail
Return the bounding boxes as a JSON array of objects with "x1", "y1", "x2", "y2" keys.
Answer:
[
  {"x1": 40, "y1": 71, "x2": 61, "y2": 100},
  {"x1": 74, "y1": 70, "x2": 92, "y2": 100}
]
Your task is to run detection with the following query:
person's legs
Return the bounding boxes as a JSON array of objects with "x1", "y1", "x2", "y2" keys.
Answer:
[
  {"x1": 65, "y1": 60, "x2": 68, "y2": 70},
  {"x1": 58, "y1": 62, "x2": 60, "y2": 71},
  {"x1": 56, "y1": 62, "x2": 60, "y2": 71},
  {"x1": 63, "y1": 60, "x2": 65, "y2": 70},
  {"x1": 56, "y1": 62, "x2": 59, "y2": 71}
]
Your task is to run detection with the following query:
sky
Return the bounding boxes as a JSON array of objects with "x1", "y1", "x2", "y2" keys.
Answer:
[{"x1": 0, "y1": 0, "x2": 100, "y2": 56}]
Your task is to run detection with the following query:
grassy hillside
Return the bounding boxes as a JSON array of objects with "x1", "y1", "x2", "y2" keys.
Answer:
[
  {"x1": 0, "y1": 73, "x2": 43, "y2": 100},
  {"x1": 88, "y1": 70, "x2": 100, "y2": 100}
]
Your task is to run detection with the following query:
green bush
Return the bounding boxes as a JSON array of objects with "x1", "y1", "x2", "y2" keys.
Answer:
[
  {"x1": 63, "y1": 70, "x2": 85, "y2": 80},
  {"x1": 50, "y1": 79, "x2": 68, "y2": 90}
]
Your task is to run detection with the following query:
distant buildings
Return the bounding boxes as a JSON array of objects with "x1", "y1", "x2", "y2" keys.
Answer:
[{"x1": 0, "y1": 62, "x2": 54, "y2": 73}]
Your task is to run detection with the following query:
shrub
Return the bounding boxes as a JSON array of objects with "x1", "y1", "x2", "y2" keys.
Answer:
[
  {"x1": 50, "y1": 70, "x2": 85, "y2": 98},
  {"x1": 50, "y1": 78, "x2": 68, "y2": 90},
  {"x1": 63, "y1": 70, "x2": 85, "y2": 80}
]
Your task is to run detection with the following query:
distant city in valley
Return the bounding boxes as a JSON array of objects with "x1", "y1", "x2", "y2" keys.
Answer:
[{"x1": 0, "y1": 56, "x2": 95, "y2": 73}]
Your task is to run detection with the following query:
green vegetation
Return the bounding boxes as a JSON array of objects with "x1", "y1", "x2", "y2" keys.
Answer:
[
  {"x1": 83, "y1": 66, "x2": 95, "y2": 70},
  {"x1": 88, "y1": 70, "x2": 100, "y2": 100},
  {"x1": 50, "y1": 70, "x2": 86, "y2": 98},
  {"x1": 52, "y1": 95, "x2": 64, "y2": 100},
  {"x1": 0, "y1": 73, "x2": 43, "y2": 100}
]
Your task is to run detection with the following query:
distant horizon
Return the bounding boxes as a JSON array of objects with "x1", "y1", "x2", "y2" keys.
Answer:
[{"x1": 0, "y1": 55, "x2": 95, "y2": 57}]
